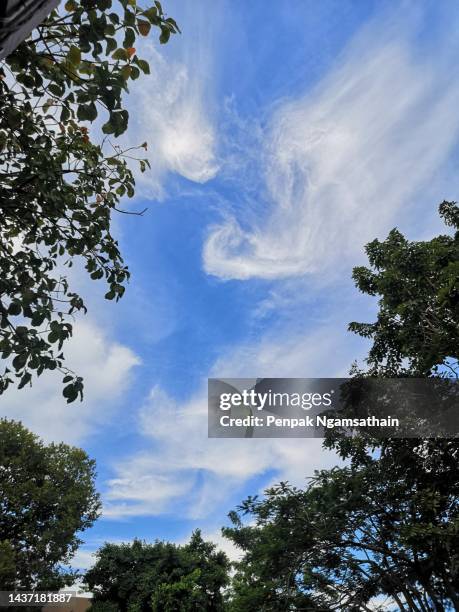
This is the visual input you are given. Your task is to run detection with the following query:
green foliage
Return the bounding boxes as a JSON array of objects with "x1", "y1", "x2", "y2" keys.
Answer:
[
  {"x1": 225, "y1": 442, "x2": 459, "y2": 610},
  {"x1": 349, "y1": 201, "x2": 459, "y2": 376},
  {"x1": 0, "y1": 418, "x2": 100, "y2": 589},
  {"x1": 224, "y1": 203, "x2": 459, "y2": 610},
  {"x1": 0, "y1": 0, "x2": 179, "y2": 400},
  {"x1": 85, "y1": 530, "x2": 230, "y2": 612},
  {"x1": 0, "y1": 541, "x2": 16, "y2": 590},
  {"x1": 151, "y1": 568, "x2": 207, "y2": 611}
]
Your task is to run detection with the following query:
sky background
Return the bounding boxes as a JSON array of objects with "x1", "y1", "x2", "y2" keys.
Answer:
[{"x1": 3, "y1": 0, "x2": 459, "y2": 569}]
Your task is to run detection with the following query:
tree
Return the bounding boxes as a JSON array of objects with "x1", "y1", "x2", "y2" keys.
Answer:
[
  {"x1": 224, "y1": 202, "x2": 459, "y2": 611},
  {"x1": 84, "y1": 531, "x2": 230, "y2": 611},
  {"x1": 0, "y1": 541, "x2": 16, "y2": 589},
  {"x1": 0, "y1": 0, "x2": 179, "y2": 401},
  {"x1": 324, "y1": 199, "x2": 459, "y2": 468},
  {"x1": 224, "y1": 442, "x2": 459, "y2": 611},
  {"x1": 0, "y1": 418, "x2": 100, "y2": 589},
  {"x1": 349, "y1": 200, "x2": 458, "y2": 377}
]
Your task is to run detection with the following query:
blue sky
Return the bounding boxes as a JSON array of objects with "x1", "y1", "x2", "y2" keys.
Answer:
[{"x1": 3, "y1": 0, "x2": 459, "y2": 567}]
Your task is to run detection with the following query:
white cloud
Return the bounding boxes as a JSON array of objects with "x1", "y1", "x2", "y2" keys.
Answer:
[
  {"x1": 119, "y1": 5, "x2": 219, "y2": 200},
  {"x1": 0, "y1": 319, "x2": 140, "y2": 444},
  {"x1": 203, "y1": 13, "x2": 459, "y2": 279},
  {"x1": 211, "y1": 313, "x2": 362, "y2": 379},
  {"x1": 102, "y1": 318, "x2": 351, "y2": 520},
  {"x1": 95, "y1": 5, "x2": 459, "y2": 525},
  {"x1": 70, "y1": 548, "x2": 97, "y2": 572},
  {"x1": 202, "y1": 530, "x2": 242, "y2": 563}
]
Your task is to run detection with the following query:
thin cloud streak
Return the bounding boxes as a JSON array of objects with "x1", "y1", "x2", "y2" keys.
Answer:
[
  {"x1": 102, "y1": 8, "x2": 459, "y2": 521},
  {"x1": 120, "y1": 2, "x2": 220, "y2": 200},
  {"x1": 203, "y1": 13, "x2": 459, "y2": 279},
  {"x1": 101, "y1": 319, "x2": 352, "y2": 520}
]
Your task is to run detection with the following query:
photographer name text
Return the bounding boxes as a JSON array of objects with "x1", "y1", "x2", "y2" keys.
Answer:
[{"x1": 219, "y1": 415, "x2": 400, "y2": 429}]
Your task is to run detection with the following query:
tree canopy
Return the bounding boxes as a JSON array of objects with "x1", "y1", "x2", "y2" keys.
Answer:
[
  {"x1": 224, "y1": 203, "x2": 459, "y2": 611},
  {"x1": 349, "y1": 201, "x2": 459, "y2": 377},
  {"x1": 84, "y1": 530, "x2": 230, "y2": 612},
  {"x1": 326, "y1": 201, "x2": 459, "y2": 457},
  {"x1": 0, "y1": 418, "x2": 100, "y2": 589},
  {"x1": 224, "y1": 436, "x2": 459, "y2": 612},
  {"x1": 0, "y1": 0, "x2": 179, "y2": 402}
]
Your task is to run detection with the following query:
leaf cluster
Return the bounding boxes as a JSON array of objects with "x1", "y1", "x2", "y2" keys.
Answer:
[
  {"x1": 84, "y1": 530, "x2": 230, "y2": 611},
  {"x1": 349, "y1": 201, "x2": 459, "y2": 377},
  {"x1": 0, "y1": 0, "x2": 178, "y2": 400},
  {"x1": 225, "y1": 440, "x2": 459, "y2": 611},
  {"x1": 0, "y1": 418, "x2": 101, "y2": 590}
]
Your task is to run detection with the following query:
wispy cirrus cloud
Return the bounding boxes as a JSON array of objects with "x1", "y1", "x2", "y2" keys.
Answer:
[
  {"x1": 103, "y1": 388, "x2": 336, "y2": 520},
  {"x1": 119, "y1": 3, "x2": 220, "y2": 200},
  {"x1": 102, "y1": 316, "x2": 353, "y2": 520},
  {"x1": 102, "y1": 5, "x2": 459, "y2": 523},
  {"x1": 124, "y1": 47, "x2": 218, "y2": 199},
  {"x1": 203, "y1": 12, "x2": 459, "y2": 280}
]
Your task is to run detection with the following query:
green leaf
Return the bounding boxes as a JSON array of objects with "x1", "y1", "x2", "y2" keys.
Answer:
[
  {"x1": 106, "y1": 38, "x2": 117, "y2": 55},
  {"x1": 63, "y1": 383, "x2": 79, "y2": 403},
  {"x1": 17, "y1": 73, "x2": 35, "y2": 88},
  {"x1": 142, "y1": 7, "x2": 158, "y2": 23},
  {"x1": 12, "y1": 353, "x2": 27, "y2": 371},
  {"x1": 130, "y1": 65, "x2": 140, "y2": 80},
  {"x1": 31, "y1": 311, "x2": 45, "y2": 327},
  {"x1": 8, "y1": 302, "x2": 22, "y2": 316},
  {"x1": 64, "y1": 0, "x2": 77, "y2": 11},
  {"x1": 90, "y1": 269, "x2": 104, "y2": 280},
  {"x1": 124, "y1": 8, "x2": 136, "y2": 26},
  {"x1": 112, "y1": 48, "x2": 129, "y2": 61},
  {"x1": 48, "y1": 83, "x2": 63, "y2": 97},
  {"x1": 48, "y1": 331, "x2": 59, "y2": 344},
  {"x1": 102, "y1": 120, "x2": 115, "y2": 135},
  {"x1": 159, "y1": 27, "x2": 170, "y2": 44},
  {"x1": 18, "y1": 372, "x2": 32, "y2": 390},
  {"x1": 104, "y1": 24, "x2": 116, "y2": 36},
  {"x1": 123, "y1": 27, "x2": 136, "y2": 49},
  {"x1": 165, "y1": 17, "x2": 181, "y2": 33},
  {"x1": 136, "y1": 59, "x2": 150, "y2": 74},
  {"x1": 60, "y1": 105, "x2": 71, "y2": 122},
  {"x1": 67, "y1": 45, "x2": 81, "y2": 66},
  {"x1": 121, "y1": 65, "x2": 132, "y2": 81},
  {"x1": 77, "y1": 102, "x2": 97, "y2": 122}
]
